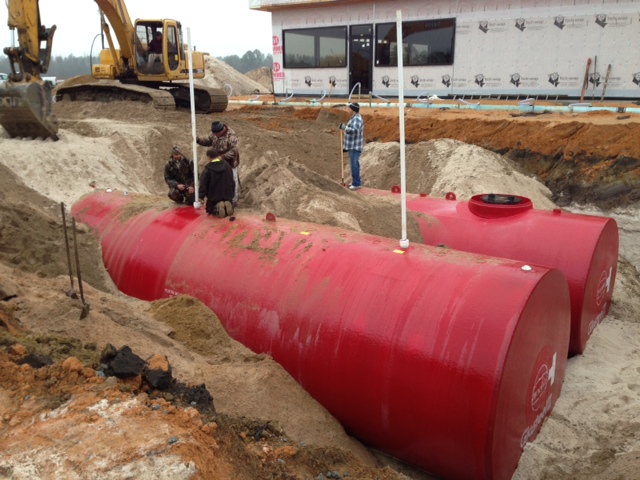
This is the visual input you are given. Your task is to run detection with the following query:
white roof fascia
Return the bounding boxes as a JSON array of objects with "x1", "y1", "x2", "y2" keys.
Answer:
[{"x1": 250, "y1": 0, "x2": 348, "y2": 10}]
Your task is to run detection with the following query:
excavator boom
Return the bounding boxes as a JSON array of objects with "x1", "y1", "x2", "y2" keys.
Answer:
[{"x1": 93, "y1": 0, "x2": 136, "y2": 61}]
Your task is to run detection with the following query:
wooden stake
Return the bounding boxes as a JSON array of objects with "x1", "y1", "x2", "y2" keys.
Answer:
[
  {"x1": 601, "y1": 64, "x2": 612, "y2": 101},
  {"x1": 340, "y1": 129, "x2": 346, "y2": 186},
  {"x1": 592, "y1": 56, "x2": 597, "y2": 100},
  {"x1": 71, "y1": 217, "x2": 90, "y2": 319},
  {"x1": 60, "y1": 202, "x2": 78, "y2": 300},
  {"x1": 580, "y1": 57, "x2": 591, "y2": 103}
]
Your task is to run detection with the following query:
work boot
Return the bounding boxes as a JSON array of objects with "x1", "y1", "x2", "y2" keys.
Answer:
[
  {"x1": 215, "y1": 201, "x2": 226, "y2": 218},
  {"x1": 168, "y1": 190, "x2": 183, "y2": 203},
  {"x1": 224, "y1": 201, "x2": 234, "y2": 217}
]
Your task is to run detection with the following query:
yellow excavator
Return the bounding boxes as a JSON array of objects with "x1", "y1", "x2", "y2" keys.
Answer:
[{"x1": 0, "y1": 0, "x2": 228, "y2": 140}]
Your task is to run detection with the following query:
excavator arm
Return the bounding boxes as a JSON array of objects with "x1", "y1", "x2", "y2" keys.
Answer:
[
  {"x1": 6, "y1": 0, "x2": 56, "y2": 77},
  {"x1": 94, "y1": 0, "x2": 136, "y2": 62},
  {"x1": 0, "y1": 0, "x2": 58, "y2": 139}
]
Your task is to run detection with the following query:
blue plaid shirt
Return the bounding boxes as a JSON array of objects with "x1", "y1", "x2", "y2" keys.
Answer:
[{"x1": 343, "y1": 113, "x2": 364, "y2": 152}]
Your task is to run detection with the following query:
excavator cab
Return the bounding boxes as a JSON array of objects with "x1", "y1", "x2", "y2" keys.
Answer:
[
  {"x1": 134, "y1": 21, "x2": 183, "y2": 76},
  {"x1": 92, "y1": 18, "x2": 202, "y2": 83}
]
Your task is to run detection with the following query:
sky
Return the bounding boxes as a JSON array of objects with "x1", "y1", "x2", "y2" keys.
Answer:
[{"x1": 9, "y1": 1, "x2": 273, "y2": 58}]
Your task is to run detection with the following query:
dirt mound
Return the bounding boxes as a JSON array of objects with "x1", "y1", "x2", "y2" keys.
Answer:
[
  {"x1": 200, "y1": 57, "x2": 270, "y2": 96},
  {"x1": 54, "y1": 57, "x2": 271, "y2": 98},
  {"x1": 245, "y1": 67, "x2": 274, "y2": 92},
  {"x1": 361, "y1": 139, "x2": 556, "y2": 209},
  {"x1": 241, "y1": 151, "x2": 423, "y2": 240}
]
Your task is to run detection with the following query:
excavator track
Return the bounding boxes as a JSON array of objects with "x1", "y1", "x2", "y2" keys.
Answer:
[
  {"x1": 168, "y1": 84, "x2": 229, "y2": 113},
  {"x1": 55, "y1": 77, "x2": 228, "y2": 113},
  {"x1": 55, "y1": 79, "x2": 176, "y2": 110}
]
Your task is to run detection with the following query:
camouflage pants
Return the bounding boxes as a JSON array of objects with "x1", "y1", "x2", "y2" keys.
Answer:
[{"x1": 168, "y1": 188, "x2": 195, "y2": 205}]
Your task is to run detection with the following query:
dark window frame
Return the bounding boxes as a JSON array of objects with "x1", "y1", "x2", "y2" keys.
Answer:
[
  {"x1": 375, "y1": 18, "x2": 456, "y2": 67},
  {"x1": 283, "y1": 26, "x2": 347, "y2": 68}
]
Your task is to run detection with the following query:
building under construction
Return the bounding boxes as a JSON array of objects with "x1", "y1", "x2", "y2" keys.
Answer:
[{"x1": 250, "y1": 0, "x2": 640, "y2": 100}]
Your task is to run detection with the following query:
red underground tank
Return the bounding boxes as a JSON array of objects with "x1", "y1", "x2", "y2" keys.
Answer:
[
  {"x1": 72, "y1": 191, "x2": 571, "y2": 480},
  {"x1": 358, "y1": 188, "x2": 619, "y2": 355}
]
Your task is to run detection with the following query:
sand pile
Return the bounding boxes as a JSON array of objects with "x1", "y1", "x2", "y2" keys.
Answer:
[
  {"x1": 361, "y1": 139, "x2": 556, "y2": 209},
  {"x1": 245, "y1": 67, "x2": 274, "y2": 92},
  {"x1": 197, "y1": 56, "x2": 270, "y2": 96}
]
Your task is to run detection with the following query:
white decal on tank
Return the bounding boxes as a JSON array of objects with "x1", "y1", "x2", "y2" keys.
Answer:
[
  {"x1": 596, "y1": 266, "x2": 613, "y2": 306},
  {"x1": 531, "y1": 363, "x2": 549, "y2": 412},
  {"x1": 521, "y1": 351, "x2": 557, "y2": 448},
  {"x1": 588, "y1": 303, "x2": 609, "y2": 335},
  {"x1": 521, "y1": 394, "x2": 553, "y2": 449},
  {"x1": 548, "y1": 352, "x2": 557, "y2": 386}
]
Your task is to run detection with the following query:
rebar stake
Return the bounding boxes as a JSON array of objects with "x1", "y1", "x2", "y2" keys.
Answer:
[
  {"x1": 71, "y1": 217, "x2": 90, "y2": 319},
  {"x1": 60, "y1": 202, "x2": 78, "y2": 299}
]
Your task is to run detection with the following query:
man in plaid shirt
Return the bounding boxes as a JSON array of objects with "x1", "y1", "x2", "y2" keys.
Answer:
[
  {"x1": 197, "y1": 120, "x2": 240, "y2": 205},
  {"x1": 339, "y1": 103, "x2": 365, "y2": 190}
]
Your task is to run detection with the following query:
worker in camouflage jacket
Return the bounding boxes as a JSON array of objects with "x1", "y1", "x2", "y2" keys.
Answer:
[
  {"x1": 164, "y1": 145, "x2": 195, "y2": 205},
  {"x1": 197, "y1": 120, "x2": 240, "y2": 205}
]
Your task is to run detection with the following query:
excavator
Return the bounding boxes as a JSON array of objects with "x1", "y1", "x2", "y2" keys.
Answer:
[{"x1": 0, "y1": 0, "x2": 228, "y2": 140}]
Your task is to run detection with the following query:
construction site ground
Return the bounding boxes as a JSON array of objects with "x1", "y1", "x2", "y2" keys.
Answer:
[{"x1": 1, "y1": 93, "x2": 640, "y2": 480}]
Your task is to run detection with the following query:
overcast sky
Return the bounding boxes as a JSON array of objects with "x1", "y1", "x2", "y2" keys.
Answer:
[{"x1": 12, "y1": 1, "x2": 273, "y2": 58}]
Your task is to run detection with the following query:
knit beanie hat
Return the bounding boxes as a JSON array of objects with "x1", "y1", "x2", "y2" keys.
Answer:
[{"x1": 211, "y1": 121, "x2": 224, "y2": 133}]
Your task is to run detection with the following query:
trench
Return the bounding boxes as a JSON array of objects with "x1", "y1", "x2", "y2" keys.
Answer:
[
  {"x1": 359, "y1": 111, "x2": 640, "y2": 211},
  {"x1": 506, "y1": 149, "x2": 640, "y2": 209}
]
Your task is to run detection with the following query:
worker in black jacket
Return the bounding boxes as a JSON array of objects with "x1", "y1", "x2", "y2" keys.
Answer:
[{"x1": 199, "y1": 148, "x2": 235, "y2": 218}]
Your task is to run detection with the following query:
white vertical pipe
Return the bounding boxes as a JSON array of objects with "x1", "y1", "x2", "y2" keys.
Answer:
[
  {"x1": 187, "y1": 28, "x2": 201, "y2": 209},
  {"x1": 396, "y1": 11, "x2": 409, "y2": 249}
]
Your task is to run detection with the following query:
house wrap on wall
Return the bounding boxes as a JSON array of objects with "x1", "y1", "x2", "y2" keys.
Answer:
[{"x1": 249, "y1": 0, "x2": 640, "y2": 100}]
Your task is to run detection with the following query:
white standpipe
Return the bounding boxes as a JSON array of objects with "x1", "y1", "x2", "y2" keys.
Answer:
[
  {"x1": 187, "y1": 27, "x2": 201, "y2": 210},
  {"x1": 396, "y1": 10, "x2": 409, "y2": 249}
]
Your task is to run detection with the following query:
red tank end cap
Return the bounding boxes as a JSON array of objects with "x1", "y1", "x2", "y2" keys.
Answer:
[{"x1": 468, "y1": 193, "x2": 533, "y2": 219}]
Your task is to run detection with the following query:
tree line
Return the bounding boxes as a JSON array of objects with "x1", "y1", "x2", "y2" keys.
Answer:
[
  {"x1": 0, "y1": 55, "x2": 97, "y2": 79},
  {"x1": 219, "y1": 50, "x2": 273, "y2": 74},
  {"x1": 0, "y1": 49, "x2": 272, "y2": 80}
]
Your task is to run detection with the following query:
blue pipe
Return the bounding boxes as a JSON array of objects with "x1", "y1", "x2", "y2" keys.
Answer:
[{"x1": 227, "y1": 99, "x2": 640, "y2": 115}]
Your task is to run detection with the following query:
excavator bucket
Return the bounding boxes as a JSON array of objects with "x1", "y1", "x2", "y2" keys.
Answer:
[{"x1": 0, "y1": 80, "x2": 59, "y2": 140}]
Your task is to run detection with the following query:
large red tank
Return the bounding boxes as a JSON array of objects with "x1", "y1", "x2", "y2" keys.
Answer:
[
  {"x1": 359, "y1": 188, "x2": 619, "y2": 355},
  {"x1": 72, "y1": 191, "x2": 571, "y2": 480}
]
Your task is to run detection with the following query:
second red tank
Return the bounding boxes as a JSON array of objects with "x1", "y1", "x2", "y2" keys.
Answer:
[{"x1": 359, "y1": 188, "x2": 619, "y2": 355}]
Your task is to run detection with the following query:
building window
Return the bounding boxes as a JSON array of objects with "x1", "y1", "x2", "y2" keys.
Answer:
[
  {"x1": 376, "y1": 19, "x2": 455, "y2": 67},
  {"x1": 284, "y1": 27, "x2": 347, "y2": 68}
]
